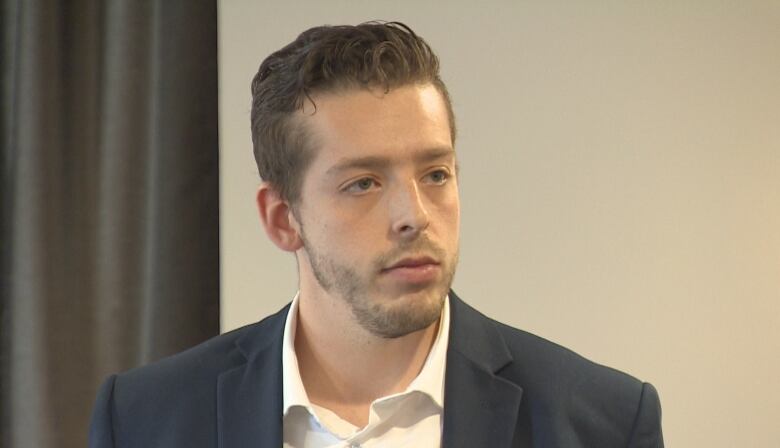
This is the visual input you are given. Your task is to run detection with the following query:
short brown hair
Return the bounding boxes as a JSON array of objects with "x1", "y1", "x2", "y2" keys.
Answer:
[{"x1": 250, "y1": 21, "x2": 456, "y2": 204}]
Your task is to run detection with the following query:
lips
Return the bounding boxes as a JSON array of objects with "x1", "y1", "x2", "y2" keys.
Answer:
[
  {"x1": 383, "y1": 256, "x2": 439, "y2": 271},
  {"x1": 381, "y1": 256, "x2": 441, "y2": 284}
]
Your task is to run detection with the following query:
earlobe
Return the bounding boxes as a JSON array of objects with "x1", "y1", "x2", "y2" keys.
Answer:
[{"x1": 256, "y1": 183, "x2": 303, "y2": 252}]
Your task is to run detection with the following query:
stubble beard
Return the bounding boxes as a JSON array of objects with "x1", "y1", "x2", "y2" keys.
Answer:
[{"x1": 299, "y1": 229, "x2": 458, "y2": 339}]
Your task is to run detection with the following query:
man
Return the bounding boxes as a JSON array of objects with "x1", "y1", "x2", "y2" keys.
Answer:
[{"x1": 90, "y1": 22, "x2": 663, "y2": 447}]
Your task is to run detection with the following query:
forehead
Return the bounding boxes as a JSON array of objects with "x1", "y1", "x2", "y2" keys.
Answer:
[{"x1": 299, "y1": 83, "x2": 454, "y2": 171}]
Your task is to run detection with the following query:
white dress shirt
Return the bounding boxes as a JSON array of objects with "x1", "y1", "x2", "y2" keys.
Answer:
[{"x1": 281, "y1": 293, "x2": 450, "y2": 448}]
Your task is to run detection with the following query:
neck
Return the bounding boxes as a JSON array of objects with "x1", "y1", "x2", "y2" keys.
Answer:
[{"x1": 294, "y1": 285, "x2": 439, "y2": 427}]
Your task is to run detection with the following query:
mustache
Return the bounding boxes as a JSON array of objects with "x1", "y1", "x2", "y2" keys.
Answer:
[{"x1": 373, "y1": 236, "x2": 447, "y2": 270}]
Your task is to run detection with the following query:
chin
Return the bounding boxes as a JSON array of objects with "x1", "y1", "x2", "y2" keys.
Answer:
[{"x1": 356, "y1": 283, "x2": 449, "y2": 339}]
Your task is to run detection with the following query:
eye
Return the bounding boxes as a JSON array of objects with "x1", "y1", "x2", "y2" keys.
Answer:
[
  {"x1": 423, "y1": 169, "x2": 450, "y2": 185},
  {"x1": 343, "y1": 177, "x2": 379, "y2": 194}
]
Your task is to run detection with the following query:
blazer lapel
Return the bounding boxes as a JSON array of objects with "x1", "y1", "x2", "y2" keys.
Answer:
[
  {"x1": 217, "y1": 305, "x2": 289, "y2": 448},
  {"x1": 442, "y1": 293, "x2": 524, "y2": 448}
]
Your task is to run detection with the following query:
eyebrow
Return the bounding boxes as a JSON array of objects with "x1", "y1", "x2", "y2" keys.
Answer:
[{"x1": 325, "y1": 147, "x2": 455, "y2": 177}]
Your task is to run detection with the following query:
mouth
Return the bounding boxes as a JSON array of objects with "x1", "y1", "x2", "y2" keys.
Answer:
[
  {"x1": 383, "y1": 255, "x2": 440, "y2": 270},
  {"x1": 380, "y1": 256, "x2": 441, "y2": 284}
]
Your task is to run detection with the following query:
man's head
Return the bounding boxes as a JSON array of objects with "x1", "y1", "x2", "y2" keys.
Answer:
[
  {"x1": 252, "y1": 22, "x2": 459, "y2": 339},
  {"x1": 250, "y1": 21, "x2": 456, "y2": 205}
]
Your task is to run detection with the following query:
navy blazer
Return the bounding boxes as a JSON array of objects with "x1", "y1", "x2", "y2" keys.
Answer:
[{"x1": 89, "y1": 292, "x2": 663, "y2": 447}]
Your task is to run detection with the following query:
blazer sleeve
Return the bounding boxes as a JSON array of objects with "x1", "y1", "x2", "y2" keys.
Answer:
[
  {"x1": 627, "y1": 382, "x2": 664, "y2": 448},
  {"x1": 89, "y1": 375, "x2": 118, "y2": 448}
]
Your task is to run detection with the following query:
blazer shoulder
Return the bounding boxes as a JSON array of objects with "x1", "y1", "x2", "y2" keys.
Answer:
[
  {"x1": 494, "y1": 318, "x2": 643, "y2": 387},
  {"x1": 495, "y1": 320, "x2": 662, "y2": 446},
  {"x1": 449, "y1": 295, "x2": 662, "y2": 446},
  {"x1": 109, "y1": 304, "x2": 288, "y2": 415},
  {"x1": 90, "y1": 305, "x2": 289, "y2": 447},
  {"x1": 451, "y1": 294, "x2": 643, "y2": 390},
  {"x1": 118, "y1": 303, "x2": 289, "y2": 384}
]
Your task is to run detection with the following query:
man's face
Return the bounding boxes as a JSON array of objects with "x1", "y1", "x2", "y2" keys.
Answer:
[{"x1": 292, "y1": 83, "x2": 460, "y2": 338}]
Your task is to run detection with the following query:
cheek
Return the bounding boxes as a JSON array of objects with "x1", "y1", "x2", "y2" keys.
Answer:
[
  {"x1": 425, "y1": 197, "x2": 460, "y2": 251},
  {"x1": 315, "y1": 208, "x2": 384, "y2": 255},
  {"x1": 432, "y1": 189, "x2": 460, "y2": 228},
  {"x1": 325, "y1": 195, "x2": 389, "y2": 232}
]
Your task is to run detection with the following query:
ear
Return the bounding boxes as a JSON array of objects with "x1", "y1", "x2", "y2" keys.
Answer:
[{"x1": 256, "y1": 182, "x2": 303, "y2": 252}]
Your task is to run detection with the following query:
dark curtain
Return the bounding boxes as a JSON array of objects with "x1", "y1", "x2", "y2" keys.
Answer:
[{"x1": 1, "y1": 1, "x2": 221, "y2": 447}]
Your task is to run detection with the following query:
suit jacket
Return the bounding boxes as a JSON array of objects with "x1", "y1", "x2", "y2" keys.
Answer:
[{"x1": 89, "y1": 291, "x2": 663, "y2": 447}]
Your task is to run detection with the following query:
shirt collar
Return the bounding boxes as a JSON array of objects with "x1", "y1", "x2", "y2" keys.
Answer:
[
  {"x1": 282, "y1": 293, "x2": 451, "y2": 415},
  {"x1": 404, "y1": 294, "x2": 449, "y2": 408},
  {"x1": 281, "y1": 292, "x2": 311, "y2": 416}
]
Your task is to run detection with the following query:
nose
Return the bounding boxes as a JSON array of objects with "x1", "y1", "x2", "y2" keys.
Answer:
[{"x1": 390, "y1": 180, "x2": 430, "y2": 239}]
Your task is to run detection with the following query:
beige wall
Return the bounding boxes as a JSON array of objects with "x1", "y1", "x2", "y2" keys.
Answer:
[{"x1": 218, "y1": 1, "x2": 780, "y2": 446}]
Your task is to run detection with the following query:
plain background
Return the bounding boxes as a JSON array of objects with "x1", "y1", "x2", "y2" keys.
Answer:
[{"x1": 218, "y1": 1, "x2": 779, "y2": 446}]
